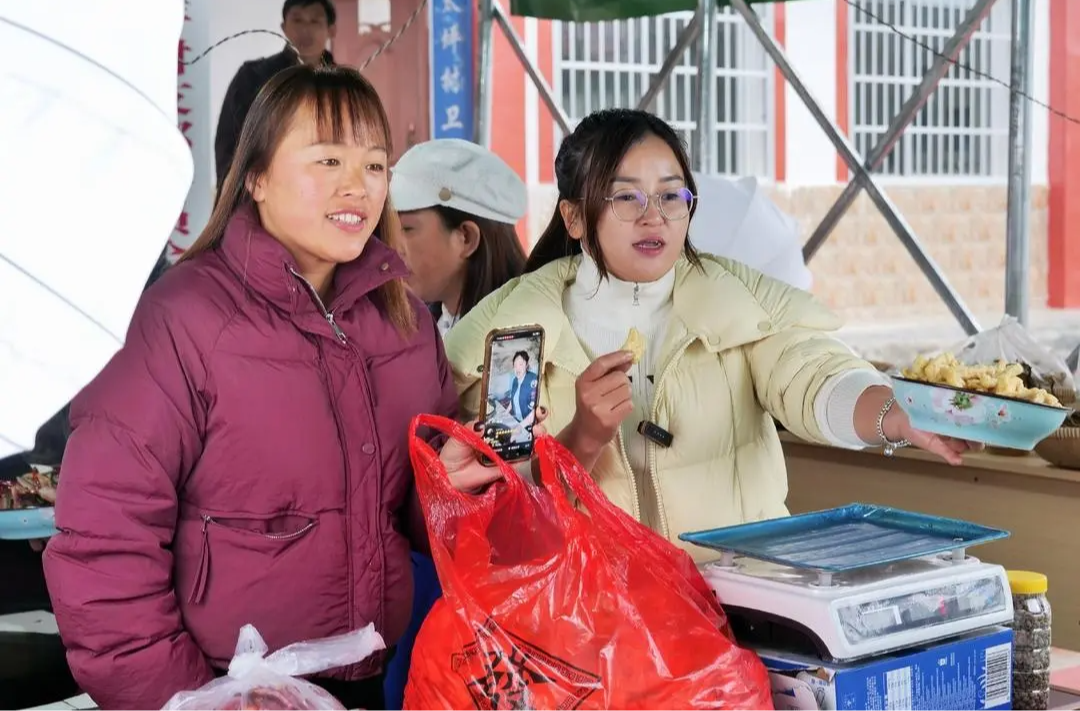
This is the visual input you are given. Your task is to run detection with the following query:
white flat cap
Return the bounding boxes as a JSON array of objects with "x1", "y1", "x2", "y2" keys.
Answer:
[{"x1": 391, "y1": 138, "x2": 528, "y2": 225}]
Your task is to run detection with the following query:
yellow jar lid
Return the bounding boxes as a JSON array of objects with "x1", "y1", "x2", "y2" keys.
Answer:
[{"x1": 1008, "y1": 570, "x2": 1048, "y2": 595}]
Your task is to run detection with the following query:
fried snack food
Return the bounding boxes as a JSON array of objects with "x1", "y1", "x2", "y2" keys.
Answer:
[
  {"x1": 901, "y1": 352, "x2": 1063, "y2": 407},
  {"x1": 621, "y1": 327, "x2": 646, "y2": 364},
  {"x1": 0, "y1": 468, "x2": 58, "y2": 510}
]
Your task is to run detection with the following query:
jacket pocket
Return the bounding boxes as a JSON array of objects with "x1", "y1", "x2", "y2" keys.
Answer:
[
  {"x1": 188, "y1": 512, "x2": 317, "y2": 605},
  {"x1": 175, "y1": 508, "x2": 353, "y2": 667}
]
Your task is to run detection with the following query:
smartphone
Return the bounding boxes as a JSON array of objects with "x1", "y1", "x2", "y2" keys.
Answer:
[{"x1": 477, "y1": 325, "x2": 546, "y2": 465}]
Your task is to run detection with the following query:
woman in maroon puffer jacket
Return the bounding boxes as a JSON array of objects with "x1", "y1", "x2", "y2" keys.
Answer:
[{"x1": 42, "y1": 65, "x2": 473, "y2": 710}]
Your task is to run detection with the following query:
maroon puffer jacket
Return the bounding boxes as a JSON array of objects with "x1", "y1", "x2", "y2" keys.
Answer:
[{"x1": 43, "y1": 207, "x2": 457, "y2": 709}]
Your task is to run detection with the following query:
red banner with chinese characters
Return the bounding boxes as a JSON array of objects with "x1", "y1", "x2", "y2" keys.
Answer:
[{"x1": 168, "y1": 0, "x2": 211, "y2": 261}]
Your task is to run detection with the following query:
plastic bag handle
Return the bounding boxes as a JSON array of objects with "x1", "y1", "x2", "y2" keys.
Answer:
[
  {"x1": 536, "y1": 437, "x2": 720, "y2": 598},
  {"x1": 536, "y1": 436, "x2": 628, "y2": 524},
  {"x1": 408, "y1": 414, "x2": 526, "y2": 502},
  {"x1": 533, "y1": 437, "x2": 652, "y2": 547},
  {"x1": 242, "y1": 623, "x2": 385, "y2": 678},
  {"x1": 542, "y1": 440, "x2": 671, "y2": 554}
]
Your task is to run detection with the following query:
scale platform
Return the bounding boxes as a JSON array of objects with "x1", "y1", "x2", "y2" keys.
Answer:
[{"x1": 681, "y1": 504, "x2": 1013, "y2": 661}]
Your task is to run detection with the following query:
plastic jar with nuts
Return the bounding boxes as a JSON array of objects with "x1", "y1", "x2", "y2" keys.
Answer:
[{"x1": 1007, "y1": 570, "x2": 1052, "y2": 711}]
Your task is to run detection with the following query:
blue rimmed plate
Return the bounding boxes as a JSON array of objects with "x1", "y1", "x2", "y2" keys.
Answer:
[
  {"x1": 679, "y1": 503, "x2": 1009, "y2": 573},
  {"x1": 0, "y1": 506, "x2": 58, "y2": 540}
]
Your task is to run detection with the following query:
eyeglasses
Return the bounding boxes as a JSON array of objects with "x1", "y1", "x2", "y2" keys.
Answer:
[{"x1": 603, "y1": 187, "x2": 696, "y2": 222}]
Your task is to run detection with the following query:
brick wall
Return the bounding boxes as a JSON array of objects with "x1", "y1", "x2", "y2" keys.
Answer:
[
  {"x1": 524, "y1": 183, "x2": 1049, "y2": 326},
  {"x1": 768, "y1": 185, "x2": 1049, "y2": 324}
]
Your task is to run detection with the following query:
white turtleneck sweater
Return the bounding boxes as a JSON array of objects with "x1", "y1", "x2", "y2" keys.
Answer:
[
  {"x1": 437, "y1": 303, "x2": 458, "y2": 337},
  {"x1": 563, "y1": 252, "x2": 887, "y2": 493}
]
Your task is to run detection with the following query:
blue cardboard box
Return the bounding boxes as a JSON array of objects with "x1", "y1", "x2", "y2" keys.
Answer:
[{"x1": 761, "y1": 626, "x2": 1013, "y2": 710}]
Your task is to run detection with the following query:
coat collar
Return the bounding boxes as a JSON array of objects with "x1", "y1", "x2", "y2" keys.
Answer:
[
  {"x1": 274, "y1": 47, "x2": 335, "y2": 67},
  {"x1": 218, "y1": 204, "x2": 409, "y2": 316},
  {"x1": 476, "y1": 254, "x2": 840, "y2": 378}
]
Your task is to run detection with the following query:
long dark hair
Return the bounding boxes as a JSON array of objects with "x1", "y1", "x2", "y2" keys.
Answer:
[
  {"x1": 424, "y1": 205, "x2": 526, "y2": 317},
  {"x1": 524, "y1": 108, "x2": 702, "y2": 278},
  {"x1": 184, "y1": 64, "x2": 415, "y2": 334}
]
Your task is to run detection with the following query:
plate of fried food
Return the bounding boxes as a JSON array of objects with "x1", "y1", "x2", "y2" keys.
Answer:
[
  {"x1": 0, "y1": 465, "x2": 59, "y2": 540},
  {"x1": 891, "y1": 353, "x2": 1072, "y2": 450}
]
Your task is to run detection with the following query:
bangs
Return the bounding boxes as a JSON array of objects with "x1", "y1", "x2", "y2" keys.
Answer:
[{"x1": 302, "y1": 70, "x2": 392, "y2": 151}]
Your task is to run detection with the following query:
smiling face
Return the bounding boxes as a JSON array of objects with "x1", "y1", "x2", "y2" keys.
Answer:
[
  {"x1": 571, "y1": 133, "x2": 692, "y2": 283},
  {"x1": 249, "y1": 101, "x2": 389, "y2": 285}
]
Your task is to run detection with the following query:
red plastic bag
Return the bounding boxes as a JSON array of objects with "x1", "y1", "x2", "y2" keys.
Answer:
[{"x1": 405, "y1": 415, "x2": 773, "y2": 710}]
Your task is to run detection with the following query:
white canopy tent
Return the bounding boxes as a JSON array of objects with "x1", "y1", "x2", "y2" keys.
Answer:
[
  {"x1": 0, "y1": 1, "x2": 194, "y2": 456},
  {"x1": 689, "y1": 173, "x2": 812, "y2": 291}
]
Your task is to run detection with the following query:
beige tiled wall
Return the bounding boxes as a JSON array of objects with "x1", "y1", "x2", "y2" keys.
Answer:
[
  {"x1": 766, "y1": 184, "x2": 1049, "y2": 323},
  {"x1": 524, "y1": 183, "x2": 1048, "y2": 326}
]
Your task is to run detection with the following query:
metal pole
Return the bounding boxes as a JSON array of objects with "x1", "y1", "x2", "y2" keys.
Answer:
[
  {"x1": 803, "y1": 0, "x2": 1000, "y2": 261},
  {"x1": 728, "y1": 0, "x2": 980, "y2": 335},
  {"x1": 492, "y1": 2, "x2": 573, "y2": 134},
  {"x1": 474, "y1": 0, "x2": 494, "y2": 146},
  {"x1": 694, "y1": 0, "x2": 716, "y2": 172},
  {"x1": 1005, "y1": 0, "x2": 1034, "y2": 325},
  {"x1": 637, "y1": 12, "x2": 703, "y2": 112}
]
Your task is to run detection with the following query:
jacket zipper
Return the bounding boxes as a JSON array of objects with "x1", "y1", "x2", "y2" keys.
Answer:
[
  {"x1": 646, "y1": 336, "x2": 695, "y2": 541},
  {"x1": 549, "y1": 357, "x2": 641, "y2": 522},
  {"x1": 189, "y1": 515, "x2": 317, "y2": 604},
  {"x1": 288, "y1": 265, "x2": 355, "y2": 632},
  {"x1": 288, "y1": 266, "x2": 347, "y2": 345},
  {"x1": 203, "y1": 514, "x2": 316, "y2": 539}
]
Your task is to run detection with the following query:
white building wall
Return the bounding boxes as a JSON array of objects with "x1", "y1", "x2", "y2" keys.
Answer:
[
  {"x1": 1031, "y1": 0, "x2": 1050, "y2": 186},
  {"x1": 782, "y1": 0, "x2": 1050, "y2": 187},
  {"x1": 783, "y1": 0, "x2": 839, "y2": 187}
]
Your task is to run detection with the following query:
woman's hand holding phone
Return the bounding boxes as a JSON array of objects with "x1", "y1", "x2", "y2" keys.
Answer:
[
  {"x1": 558, "y1": 351, "x2": 635, "y2": 471},
  {"x1": 441, "y1": 409, "x2": 550, "y2": 493},
  {"x1": 443, "y1": 349, "x2": 633, "y2": 491}
]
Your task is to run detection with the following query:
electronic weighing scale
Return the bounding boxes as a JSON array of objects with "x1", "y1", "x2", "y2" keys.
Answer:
[{"x1": 681, "y1": 504, "x2": 1013, "y2": 662}]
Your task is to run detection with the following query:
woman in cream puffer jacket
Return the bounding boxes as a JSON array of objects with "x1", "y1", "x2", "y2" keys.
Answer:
[{"x1": 445, "y1": 109, "x2": 976, "y2": 561}]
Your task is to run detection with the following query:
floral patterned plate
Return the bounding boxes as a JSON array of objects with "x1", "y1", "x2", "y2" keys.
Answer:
[{"x1": 891, "y1": 376, "x2": 1071, "y2": 451}]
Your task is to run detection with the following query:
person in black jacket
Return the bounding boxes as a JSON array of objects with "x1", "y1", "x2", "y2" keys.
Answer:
[{"x1": 213, "y1": 0, "x2": 336, "y2": 195}]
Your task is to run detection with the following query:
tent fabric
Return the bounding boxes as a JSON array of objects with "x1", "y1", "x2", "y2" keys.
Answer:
[
  {"x1": 509, "y1": 0, "x2": 783, "y2": 22},
  {"x1": 0, "y1": 0, "x2": 192, "y2": 457},
  {"x1": 688, "y1": 173, "x2": 813, "y2": 291}
]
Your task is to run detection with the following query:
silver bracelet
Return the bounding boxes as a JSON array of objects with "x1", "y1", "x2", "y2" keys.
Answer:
[{"x1": 876, "y1": 396, "x2": 910, "y2": 457}]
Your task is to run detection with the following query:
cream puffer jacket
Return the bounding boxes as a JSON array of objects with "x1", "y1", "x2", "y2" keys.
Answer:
[{"x1": 444, "y1": 254, "x2": 874, "y2": 562}]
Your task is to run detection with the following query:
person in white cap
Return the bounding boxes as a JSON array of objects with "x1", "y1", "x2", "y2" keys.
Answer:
[
  {"x1": 384, "y1": 138, "x2": 529, "y2": 710},
  {"x1": 391, "y1": 138, "x2": 528, "y2": 336}
]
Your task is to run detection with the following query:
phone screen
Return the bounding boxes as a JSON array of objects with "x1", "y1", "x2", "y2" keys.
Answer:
[{"x1": 479, "y1": 327, "x2": 544, "y2": 464}]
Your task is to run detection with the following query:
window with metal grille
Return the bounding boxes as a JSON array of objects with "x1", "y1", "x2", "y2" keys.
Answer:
[
  {"x1": 552, "y1": 9, "x2": 774, "y2": 178},
  {"x1": 849, "y1": 0, "x2": 1012, "y2": 179}
]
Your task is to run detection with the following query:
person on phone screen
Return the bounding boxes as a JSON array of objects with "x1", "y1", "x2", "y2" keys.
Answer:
[
  {"x1": 41, "y1": 65, "x2": 489, "y2": 711},
  {"x1": 503, "y1": 350, "x2": 538, "y2": 427},
  {"x1": 442, "y1": 108, "x2": 980, "y2": 564},
  {"x1": 383, "y1": 138, "x2": 528, "y2": 710}
]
